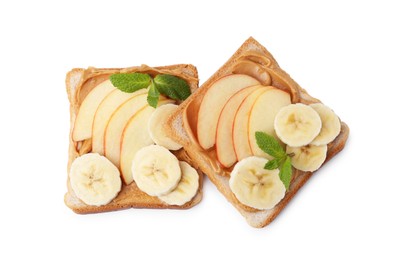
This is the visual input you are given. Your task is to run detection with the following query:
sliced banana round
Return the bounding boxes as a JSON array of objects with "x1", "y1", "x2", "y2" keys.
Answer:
[
  {"x1": 148, "y1": 104, "x2": 182, "y2": 150},
  {"x1": 69, "y1": 153, "x2": 122, "y2": 206},
  {"x1": 274, "y1": 103, "x2": 322, "y2": 147},
  {"x1": 132, "y1": 145, "x2": 181, "y2": 196},
  {"x1": 229, "y1": 157, "x2": 286, "y2": 210},
  {"x1": 159, "y1": 161, "x2": 199, "y2": 206},
  {"x1": 287, "y1": 145, "x2": 327, "y2": 172},
  {"x1": 309, "y1": 103, "x2": 341, "y2": 145}
]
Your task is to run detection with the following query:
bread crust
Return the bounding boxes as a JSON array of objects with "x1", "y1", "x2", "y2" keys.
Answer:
[
  {"x1": 166, "y1": 37, "x2": 349, "y2": 227},
  {"x1": 65, "y1": 64, "x2": 203, "y2": 213}
]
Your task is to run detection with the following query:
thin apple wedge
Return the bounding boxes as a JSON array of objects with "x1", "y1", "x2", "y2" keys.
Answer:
[
  {"x1": 248, "y1": 88, "x2": 291, "y2": 158},
  {"x1": 72, "y1": 80, "x2": 116, "y2": 141},
  {"x1": 197, "y1": 74, "x2": 260, "y2": 150}
]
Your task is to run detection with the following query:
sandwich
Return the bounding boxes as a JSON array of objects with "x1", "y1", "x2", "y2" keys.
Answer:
[
  {"x1": 166, "y1": 37, "x2": 349, "y2": 227},
  {"x1": 65, "y1": 64, "x2": 203, "y2": 213}
]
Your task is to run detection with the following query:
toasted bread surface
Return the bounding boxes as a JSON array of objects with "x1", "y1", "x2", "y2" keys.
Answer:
[{"x1": 166, "y1": 37, "x2": 349, "y2": 227}]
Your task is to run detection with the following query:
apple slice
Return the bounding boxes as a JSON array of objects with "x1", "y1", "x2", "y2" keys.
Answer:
[
  {"x1": 104, "y1": 94, "x2": 151, "y2": 166},
  {"x1": 197, "y1": 74, "x2": 260, "y2": 150},
  {"x1": 92, "y1": 88, "x2": 147, "y2": 155},
  {"x1": 233, "y1": 87, "x2": 272, "y2": 161},
  {"x1": 119, "y1": 100, "x2": 173, "y2": 185},
  {"x1": 248, "y1": 89, "x2": 291, "y2": 158},
  {"x1": 72, "y1": 80, "x2": 116, "y2": 141},
  {"x1": 105, "y1": 96, "x2": 173, "y2": 168},
  {"x1": 215, "y1": 85, "x2": 263, "y2": 168}
]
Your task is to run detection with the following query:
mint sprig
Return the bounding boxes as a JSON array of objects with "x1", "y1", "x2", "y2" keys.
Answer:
[
  {"x1": 255, "y1": 131, "x2": 293, "y2": 190},
  {"x1": 109, "y1": 73, "x2": 191, "y2": 108}
]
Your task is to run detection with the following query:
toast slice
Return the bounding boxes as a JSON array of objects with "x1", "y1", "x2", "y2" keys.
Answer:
[
  {"x1": 166, "y1": 37, "x2": 349, "y2": 227},
  {"x1": 65, "y1": 64, "x2": 203, "y2": 214}
]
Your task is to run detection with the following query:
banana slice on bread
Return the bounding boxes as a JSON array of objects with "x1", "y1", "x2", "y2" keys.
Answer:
[
  {"x1": 229, "y1": 157, "x2": 286, "y2": 210},
  {"x1": 70, "y1": 153, "x2": 122, "y2": 206},
  {"x1": 132, "y1": 144, "x2": 200, "y2": 205},
  {"x1": 132, "y1": 145, "x2": 182, "y2": 196},
  {"x1": 309, "y1": 103, "x2": 341, "y2": 146},
  {"x1": 287, "y1": 145, "x2": 327, "y2": 172},
  {"x1": 148, "y1": 104, "x2": 183, "y2": 150},
  {"x1": 274, "y1": 103, "x2": 322, "y2": 147},
  {"x1": 159, "y1": 162, "x2": 199, "y2": 206}
]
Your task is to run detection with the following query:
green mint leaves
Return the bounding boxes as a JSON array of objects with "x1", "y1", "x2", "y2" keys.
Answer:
[
  {"x1": 109, "y1": 73, "x2": 191, "y2": 108},
  {"x1": 110, "y1": 73, "x2": 151, "y2": 93},
  {"x1": 255, "y1": 131, "x2": 293, "y2": 190},
  {"x1": 255, "y1": 131, "x2": 287, "y2": 159},
  {"x1": 154, "y1": 74, "x2": 191, "y2": 100}
]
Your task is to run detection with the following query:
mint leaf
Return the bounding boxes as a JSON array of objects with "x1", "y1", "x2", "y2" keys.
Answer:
[
  {"x1": 154, "y1": 74, "x2": 191, "y2": 100},
  {"x1": 110, "y1": 73, "x2": 151, "y2": 93},
  {"x1": 147, "y1": 82, "x2": 160, "y2": 108},
  {"x1": 264, "y1": 158, "x2": 281, "y2": 170},
  {"x1": 256, "y1": 131, "x2": 293, "y2": 190},
  {"x1": 280, "y1": 156, "x2": 292, "y2": 190},
  {"x1": 255, "y1": 131, "x2": 286, "y2": 159}
]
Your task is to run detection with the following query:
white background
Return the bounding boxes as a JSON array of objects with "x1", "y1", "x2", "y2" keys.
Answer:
[{"x1": 1, "y1": 0, "x2": 408, "y2": 259}]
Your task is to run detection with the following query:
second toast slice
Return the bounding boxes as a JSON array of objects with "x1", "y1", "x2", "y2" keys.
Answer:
[{"x1": 166, "y1": 38, "x2": 349, "y2": 228}]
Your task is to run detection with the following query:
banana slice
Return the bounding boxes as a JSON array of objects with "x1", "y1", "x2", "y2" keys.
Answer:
[
  {"x1": 286, "y1": 145, "x2": 327, "y2": 172},
  {"x1": 229, "y1": 157, "x2": 286, "y2": 210},
  {"x1": 159, "y1": 161, "x2": 199, "y2": 206},
  {"x1": 309, "y1": 103, "x2": 341, "y2": 145},
  {"x1": 274, "y1": 103, "x2": 322, "y2": 147},
  {"x1": 132, "y1": 145, "x2": 181, "y2": 196},
  {"x1": 148, "y1": 104, "x2": 182, "y2": 151},
  {"x1": 69, "y1": 153, "x2": 122, "y2": 206}
]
